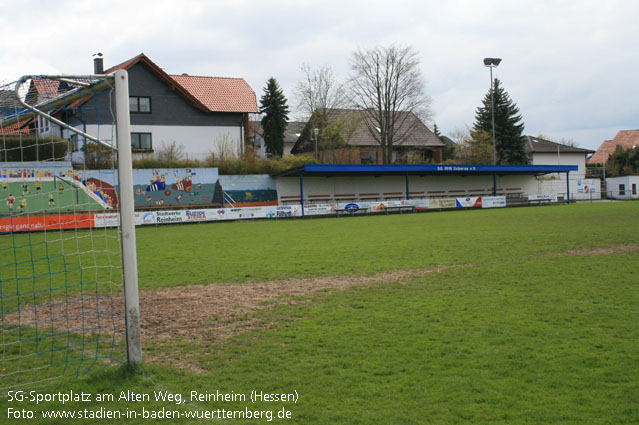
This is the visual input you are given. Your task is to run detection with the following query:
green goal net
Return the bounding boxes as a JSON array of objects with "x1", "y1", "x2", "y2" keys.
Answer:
[{"x1": 0, "y1": 72, "x2": 139, "y2": 392}]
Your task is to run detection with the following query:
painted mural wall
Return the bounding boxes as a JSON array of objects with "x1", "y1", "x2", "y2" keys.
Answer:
[
  {"x1": 1, "y1": 162, "x2": 278, "y2": 214},
  {"x1": 0, "y1": 162, "x2": 110, "y2": 214},
  {"x1": 79, "y1": 168, "x2": 223, "y2": 209},
  {"x1": 218, "y1": 174, "x2": 278, "y2": 206}
]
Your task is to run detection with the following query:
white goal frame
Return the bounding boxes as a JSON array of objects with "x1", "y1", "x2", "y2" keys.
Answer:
[{"x1": 8, "y1": 69, "x2": 142, "y2": 365}]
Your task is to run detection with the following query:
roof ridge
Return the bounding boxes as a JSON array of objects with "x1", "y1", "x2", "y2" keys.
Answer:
[{"x1": 170, "y1": 74, "x2": 247, "y2": 81}]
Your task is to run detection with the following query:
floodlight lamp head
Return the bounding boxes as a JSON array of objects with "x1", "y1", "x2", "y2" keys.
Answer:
[{"x1": 483, "y1": 58, "x2": 502, "y2": 67}]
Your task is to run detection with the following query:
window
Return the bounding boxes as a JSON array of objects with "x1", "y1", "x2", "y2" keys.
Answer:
[
  {"x1": 37, "y1": 115, "x2": 49, "y2": 133},
  {"x1": 129, "y1": 96, "x2": 151, "y2": 113},
  {"x1": 619, "y1": 184, "x2": 625, "y2": 196},
  {"x1": 632, "y1": 184, "x2": 637, "y2": 195},
  {"x1": 360, "y1": 150, "x2": 378, "y2": 164},
  {"x1": 131, "y1": 133, "x2": 152, "y2": 151}
]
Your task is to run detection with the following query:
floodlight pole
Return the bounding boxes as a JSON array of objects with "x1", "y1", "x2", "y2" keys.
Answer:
[{"x1": 484, "y1": 57, "x2": 501, "y2": 196}]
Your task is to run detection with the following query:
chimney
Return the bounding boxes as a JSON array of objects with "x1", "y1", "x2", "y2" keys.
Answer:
[{"x1": 93, "y1": 53, "x2": 104, "y2": 74}]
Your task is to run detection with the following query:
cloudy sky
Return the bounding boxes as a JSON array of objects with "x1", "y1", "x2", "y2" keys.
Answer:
[{"x1": 1, "y1": 0, "x2": 637, "y2": 150}]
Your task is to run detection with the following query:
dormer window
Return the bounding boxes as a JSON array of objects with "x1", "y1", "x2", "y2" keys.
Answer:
[{"x1": 129, "y1": 96, "x2": 151, "y2": 113}]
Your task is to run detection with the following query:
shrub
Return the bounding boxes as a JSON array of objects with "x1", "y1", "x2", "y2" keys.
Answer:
[
  {"x1": 0, "y1": 136, "x2": 68, "y2": 162},
  {"x1": 83, "y1": 142, "x2": 117, "y2": 169},
  {"x1": 128, "y1": 147, "x2": 316, "y2": 176}
]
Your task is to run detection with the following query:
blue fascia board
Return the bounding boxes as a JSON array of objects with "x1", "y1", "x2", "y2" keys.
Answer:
[{"x1": 302, "y1": 164, "x2": 578, "y2": 174}]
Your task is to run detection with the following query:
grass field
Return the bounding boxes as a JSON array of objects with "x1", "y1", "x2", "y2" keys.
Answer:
[{"x1": 1, "y1": 202, "x2": 638, "y2": 424}]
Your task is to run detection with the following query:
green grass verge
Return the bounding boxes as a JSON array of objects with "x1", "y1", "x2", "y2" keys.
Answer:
[
  {"x1": 135, "y1": 202, "x2": 639, "y2": 287},
  {"x1": 1, "y1": 202, "x2": 638, "y2": 423}
]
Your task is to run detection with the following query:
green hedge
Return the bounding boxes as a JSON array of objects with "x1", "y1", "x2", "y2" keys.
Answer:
[
  {"x1": 1, "y1": 136, "x2": 68, "y2": 162},
  {"x1": 130, "y1": 153, "x2": 317, "y2": 175}
]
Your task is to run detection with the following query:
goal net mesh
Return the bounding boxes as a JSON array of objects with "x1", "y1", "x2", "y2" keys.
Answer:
[{"x1": 0, "y1": 75, "x2": 125, "y2": 392}]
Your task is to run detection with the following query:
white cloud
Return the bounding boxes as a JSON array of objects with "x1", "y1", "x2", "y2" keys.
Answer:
[{"x1": 0, "y1": 0, "x2": 637, "y2": 150}]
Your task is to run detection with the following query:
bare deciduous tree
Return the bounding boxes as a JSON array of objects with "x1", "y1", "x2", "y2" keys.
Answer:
[
  {"x1": 294, "y1": 63, "x2": 346, "y2": 123},
  {"x1": 156, "y1": 141, "x2": 185, "y2": 162},
  {"x1": 349, "y1": 44, "x2": 432, "y2": 164}
]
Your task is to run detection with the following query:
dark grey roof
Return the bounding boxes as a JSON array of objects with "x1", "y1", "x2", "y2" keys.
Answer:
[
  {"x1": 524, "y1": 135, "x2": 594, "y2": 154},
  {"x1": 249, "y1": 120, "x2": 306, "y2": 146},
  {"x1": 440, "y1": 135, "x2": 456, "y2": 147},
  {"x1": 284, "y1": 122, "x2": 306, "y2": 145},
  {"x1": 291, "y1": 109, "x2": 443, "y2": 153}
]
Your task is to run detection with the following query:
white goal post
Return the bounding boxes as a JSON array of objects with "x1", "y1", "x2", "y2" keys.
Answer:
[{"x1": 1, "y1": 68, "x2": 141, "y2": 391}]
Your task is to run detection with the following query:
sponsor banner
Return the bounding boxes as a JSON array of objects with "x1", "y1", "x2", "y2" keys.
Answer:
[
  {"x1": 228, "y1": 206, "x2": 271, "y2": 219},
  {"x1": 429, "y1": 198, "x2": 457, "y2": 209},
  {"x1": 528, "y1": 194, "x2": 557, "y2": 202},
  {"x1": 404, "y1": 199, "x2": 430, "y2": 210},
  {"x1": 95, "y1": 212, "x2": 121, "y2": 227},
  {"x1": 276, "y1": 205, "x2": 303, "y2": 217},
  {"x1": 455, "y1": 197, "x2": 482, "y2": 208},
  {"x1": 207, "y1": 208, "x2": 229, "y2": 220},
  {"x1": 577, "y1": 179, "x2": 595, "y2": 193},
  {"x1": 482, "y1": 196, "x2": 506, "y2": 208},
  {"x1": 337, "y1": 202, "x2": 370, "y2": 210},
  {"x1": 303, "y1": 204, "x2": 335, "y2": 216},
  {"x1": 155, "y1": 210, "x2": 186, "y2": 224},
  {"x1": 95, "y1": 212, "x2": 157, "y2": 227},
  {"x1": 137, "y1": 211, "x2": 157, "y2": 225},
  {"x1": 184, "y1": 209, "x2": 208, "y2": 221},
  {"x1": 264, "y1": 206, "x2": 278, "y2": 218},
  {"x1": 0, "y1": 214, "x2": 94, "y2": 233}
]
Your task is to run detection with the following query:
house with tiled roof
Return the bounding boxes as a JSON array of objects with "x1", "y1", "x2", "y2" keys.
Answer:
[
  {"x1": 290, "y1": 109, "x2": 444, "y2": 164},
  {"x1": 588, "y1": 130, "x2": 639, "y2": 164},
  {"x1": 25, "y1": 53, "x2": 258, "y2": 164}
]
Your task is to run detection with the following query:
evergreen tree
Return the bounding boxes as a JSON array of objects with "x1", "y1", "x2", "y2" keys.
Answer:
[
  {"x1": 432, "y1": 122, "x2": 456, "y2": 162},
  {"x1": 260, "y1": 78, "x2": 289, "y2": 157},
  {"x1": 433, "y1": 122, "x2": 441, "y2": 138},
  {"x1": 473, "y1": 78, "x2": 527, "y2": 164}
]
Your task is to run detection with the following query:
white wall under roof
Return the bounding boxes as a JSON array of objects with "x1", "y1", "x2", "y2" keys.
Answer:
[
  {"x1": 276, "y1": 173, "x2": 601, "y2": 204},
  {"x1": 68, "y1": 124, "x2": 244, "y2": 162},
  {"x1": 531, "y1": 152, "x2": 587, "y2": 177},
  {"x1": 606, "y1": 176, "x2": 639, "y2": 200}
]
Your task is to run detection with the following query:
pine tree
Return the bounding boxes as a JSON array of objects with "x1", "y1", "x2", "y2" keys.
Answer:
[
  {"x1": 260, "y1": 78, "x2": 289, "y2": 157},
  {"x1": 433, "y1": 123, "x2": 441, "y2": 138},
  {"x1": 473, "y1": 78, "x2": 527, "y2": 164},
  {"x1": 432, "y1": 122, "x2": 455, "y2": 162}
]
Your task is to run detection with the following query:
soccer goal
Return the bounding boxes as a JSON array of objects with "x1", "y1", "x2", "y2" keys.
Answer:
[{"x1": 0, "y1": 70, "x2": 140, "y2": 392}]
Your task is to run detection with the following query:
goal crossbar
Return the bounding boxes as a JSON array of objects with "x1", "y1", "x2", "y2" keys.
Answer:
[{"x1": 1, "y1": 74, "x2": 117, "y2": 151}]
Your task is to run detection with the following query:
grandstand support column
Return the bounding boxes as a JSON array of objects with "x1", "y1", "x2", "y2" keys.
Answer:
[
  {"x1": 566, "y1": 171, "x2": 570, "y2": 204},
  {"x1": 493, "y1": 173, "x2": 497, "y2": 196},
  {"x1": 114, "y1": 69, "x2": 142, "y2": 365},
  {"x1": 405, "y1": 174, "x2": 410, "y2": 200},
  {"x1": 300, "y1": 173, "x2": 305, "y2": 218}
]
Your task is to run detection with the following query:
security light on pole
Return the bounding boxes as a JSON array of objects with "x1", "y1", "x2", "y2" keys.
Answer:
[
  {"x1": 312, "y1": 128, "x2": 320, "y2": 161},
  {"x1": 483, "y1": 58, "x2": 501, "y2": 165}
]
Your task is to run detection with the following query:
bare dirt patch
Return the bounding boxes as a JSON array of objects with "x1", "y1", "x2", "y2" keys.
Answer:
[
  {"x1": 4, "y1": 265, "x2": 468, "y2": 344},
  {"x1": 554, "y1": 245, "x2": 639, "y2": 257}
]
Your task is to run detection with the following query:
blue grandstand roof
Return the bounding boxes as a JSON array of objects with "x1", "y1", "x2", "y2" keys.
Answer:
[{"x1": 278, "y1": 163, "x2": 578, "y2": 177}]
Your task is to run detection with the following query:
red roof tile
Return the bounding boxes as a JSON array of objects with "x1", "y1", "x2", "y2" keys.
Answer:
[
  {"x1": 103, "y1": 54, "x2": 147, "y2": 74},
  {"x1": 169, "y1": 74, "x2": 257, "y2": 113},
  {"x1": 588, "y1": 130, "x2": 639, "y2": 163},
  {"x1": 0, "y1": 119, "x2": 32, "y2": 135},
  {"x1": 104, "y1": 53, "x2": 257, "y2": 113}
]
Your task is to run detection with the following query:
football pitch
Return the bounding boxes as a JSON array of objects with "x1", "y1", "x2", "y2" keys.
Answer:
[{"x1": 1, "y1": 202, "x2": 638, "y2": 424}]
